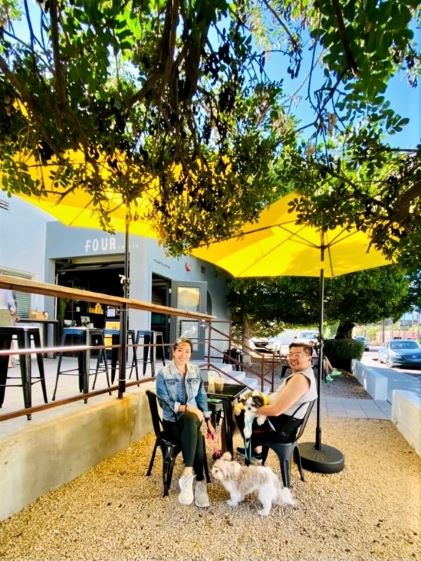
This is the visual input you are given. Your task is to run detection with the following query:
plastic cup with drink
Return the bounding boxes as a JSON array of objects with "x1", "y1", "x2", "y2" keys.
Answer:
[
  {"x1": 214, "y1": 376, "x2": 225, "y2": 392},
  {"x1": 207, "y1": 370, "x2": 216, "y2": 392}
]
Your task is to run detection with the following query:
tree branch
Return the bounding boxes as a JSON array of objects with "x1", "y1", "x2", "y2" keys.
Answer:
[
  {"x1": 48, "y1": 0, "x2": 67, "y2": 106},
  {"x1": 331, "y1": 0, "x2": 359, "y2": 77},
  {"x1": 390, "y1": 180, "x2": 421, "y2": 223},
  {"x1": 261, "y1": 0, "x2": 299, "y2": 50},
  {"x1": 23, "y1": 0, "x2": 35, "y2": 51},
  {"x1": 128, "y1": 0, "x2": 179, "y2": 109}
]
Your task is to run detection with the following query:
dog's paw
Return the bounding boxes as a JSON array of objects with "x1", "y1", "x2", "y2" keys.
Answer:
[
  {"x1": 256, "y1": 415, "x2": 266, "y2": 426},
  {"x1": 226, "y1": 499, "x2": 239, "y2": 507},
  {"x1": 257, "y1": 508, "x2": 271, "y2": 516},
  {"x1": 221, "y1": 451, "x2": 232, "y2": 461}
]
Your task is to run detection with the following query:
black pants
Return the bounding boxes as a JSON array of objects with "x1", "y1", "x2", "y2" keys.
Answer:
[
  {"x1": 163, "y1": 411, "x2": 205, "y2": 481},
  {"x1": 236, "y1": 410, "x2": 302, "y2": 447}
]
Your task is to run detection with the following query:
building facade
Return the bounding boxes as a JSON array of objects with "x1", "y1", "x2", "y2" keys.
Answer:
[{"x1": 1, "y1": 191, "x2": 231, "y2": 358}]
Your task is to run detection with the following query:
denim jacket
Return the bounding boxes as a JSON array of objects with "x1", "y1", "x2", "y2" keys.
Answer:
[{"x1": 156, "y1": 361, "x2": 211, "y2": 422}]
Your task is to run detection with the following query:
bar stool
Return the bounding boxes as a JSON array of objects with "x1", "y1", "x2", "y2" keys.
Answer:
[
  {"x1": 52, "y1": 327, "x2": 110, "y2": 402},
  {"x1": 136, "y1": 330, "x2": 153, "y2": 376},
  {"x1": 0, "y1": 326, "x2": 48, "y2": 419},
  {"x1": 135, "y1": 330, "x2": 166, "y2": 377},
  {"x1": 153, "y1": 331, "x2": 166, "y2": 367},
  {"x1": 103, "y1": 328, "x2": 138, "y2": 384}
]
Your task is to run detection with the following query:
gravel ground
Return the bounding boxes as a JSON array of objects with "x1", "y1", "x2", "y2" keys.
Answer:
[
  {"x1": 320, "y1": 371, "x2": 372, "y2": 399},
  {"x1": 0, "y1": 408, "x2": 420, "y2": 561}
]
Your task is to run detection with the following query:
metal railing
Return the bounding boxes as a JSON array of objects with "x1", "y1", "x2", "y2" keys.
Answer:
[
  {"x1": 0, "y1": 275, "x2": 284, "y2": 423},
  {"x1": 0, "y1": 274, "x2": 213, "y2": 422},
  {"x1": 202, "y1": 320, "x2": 283, "y2": 392}
]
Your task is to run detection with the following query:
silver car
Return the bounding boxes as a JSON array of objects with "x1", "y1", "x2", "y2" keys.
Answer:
[
  {"x1": 378, "y1": 339, "x2": 421, "y2": 368},
  {"x1": 354, "y1": 335, "x2": 370, "y2": 351}
]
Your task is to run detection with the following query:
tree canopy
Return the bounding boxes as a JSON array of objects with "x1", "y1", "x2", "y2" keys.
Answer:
[
  {"x1": 256, "y1": 0, "x2": 421, "y2": 268},
  {"x1": 0, "y1": 0, "x2": 419, "y2": 260},
  {"x1": 228, "y1": 266, "x2": 417, "y2": 340},
  {"x1": 0, "y1": 0, "x2": 284, "y2": 253}
]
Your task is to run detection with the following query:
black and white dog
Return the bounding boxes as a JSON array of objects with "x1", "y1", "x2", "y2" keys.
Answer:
[{"x1": 234, "y1": 391, "x2": 270, "y2": 438}]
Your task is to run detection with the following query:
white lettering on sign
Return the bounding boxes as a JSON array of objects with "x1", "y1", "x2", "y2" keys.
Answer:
[{"x1": 84, "y1": 237, "x2": 117, "y2": 253}]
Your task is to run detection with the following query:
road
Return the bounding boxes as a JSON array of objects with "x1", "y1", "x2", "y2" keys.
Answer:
[{"x1": 361, "y1": 349, "x2": 421, "y2": 402}]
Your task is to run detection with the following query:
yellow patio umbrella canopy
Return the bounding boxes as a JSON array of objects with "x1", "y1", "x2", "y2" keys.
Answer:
[
  {"x1": 192, "y1": 192, "x2": 390, "y2": 277},
  {"x1": 11, "y1": 152, "x2": 158, "y2": 239},
  {"x1": 192, "y1": 191, "x2": 393, "y2": 475},
  {"x1": 16, "y1": 185, "x2": 157, "y2": 239}
]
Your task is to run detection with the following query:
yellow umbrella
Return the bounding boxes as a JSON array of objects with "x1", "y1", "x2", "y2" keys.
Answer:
[
  {"x1": 10, "y1": 152, "x2": 157, "y2": 241},
  {"x1": 16, "y1": 188, "x2": 157, "y2": 238},
  {"x1": 6, "y1": 152, "x2": 160, "y2": 397},
  {"x1": 192, "y1": 192, "x2": 390, "y2": 278},
  {"x1": 192, "y1": 191, "x2": 393, "y2": 474}
]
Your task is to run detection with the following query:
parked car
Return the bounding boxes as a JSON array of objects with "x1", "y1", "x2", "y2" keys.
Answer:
[
  {"x1": 378, "y1": 339, "x2": 421, "y2": 368},
  {"x1": 297, "y1": 331, "x2": 319, "y2": 344},
  {"x1": 265, "y1": 336, "x2": 284, "y2": 355},
  {"x1": 249, "y1": 337, "x2": 272, "y2": 353},
  {"x1": 354, "y1": 335, "x2": 370, "y2": 351}
]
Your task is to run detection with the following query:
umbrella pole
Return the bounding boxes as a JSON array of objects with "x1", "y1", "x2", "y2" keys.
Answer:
[
  {"x1": 315, "y1": 262, "x2": 324, "y2": 449},
  {"x1": 298, "y1": 244, "x2": 345, "y2": 474},
  {"x1": 118, "y1": 218, "x2": 130, "y2": 399}
]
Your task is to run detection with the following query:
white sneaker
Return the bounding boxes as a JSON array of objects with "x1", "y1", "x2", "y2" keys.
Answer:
[
  {"x1": 194, "y1": 480, "x2": 210, "y2": 508},
  {"x1": 178, "y1": 473, "x2": 195, "y2": 505}
]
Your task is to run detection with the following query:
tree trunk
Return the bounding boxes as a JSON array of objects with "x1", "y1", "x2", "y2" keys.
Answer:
[
  {"x1": 335, "y1": 320, "x2": 355, "y2": 339},
  {"x1": 237, "y1": 313, "x2": 252, "y2": 366},
  {"x1": 242, "y1": 313, "x2": 253, "y2": 350}
]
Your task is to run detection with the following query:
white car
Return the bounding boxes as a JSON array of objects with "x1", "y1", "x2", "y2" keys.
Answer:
[
  {"x1": 266, "y1": 331, "x2": 319, "y2": 356},
  {"x1": 298, "y1": 331, "x2": 319, "y2": 343},
  {"x1": 378, "y1": 339, "x2": 421, "y2": 368}
]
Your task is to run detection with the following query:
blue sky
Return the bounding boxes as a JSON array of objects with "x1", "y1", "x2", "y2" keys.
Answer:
[
  {"x1": 385, "y1": 73, "x2": 420, "y2": 149},
  {"x1": 264, "y1": 33, "x2": 420, "y2": 150}
]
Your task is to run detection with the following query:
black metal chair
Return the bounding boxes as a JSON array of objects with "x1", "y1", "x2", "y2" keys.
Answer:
[
  {"x1": 245, "y1": 400, "x2": 316, "y2": 488},
  {"x1": 145, "y1": 390, "x2": 210, "y2": 496}
]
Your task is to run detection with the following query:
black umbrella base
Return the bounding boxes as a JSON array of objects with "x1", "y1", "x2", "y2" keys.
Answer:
[{"x1": 298, "y1": 442, "x2": 345, "y2": 474}]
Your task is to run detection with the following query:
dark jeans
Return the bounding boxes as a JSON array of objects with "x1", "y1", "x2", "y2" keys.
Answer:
[
  {"x1": 236, "y1": 410, "x2": 302, "y2": 447},
  {"x1": 163, "y1": 411, "x2": 205, "y2": 481}
]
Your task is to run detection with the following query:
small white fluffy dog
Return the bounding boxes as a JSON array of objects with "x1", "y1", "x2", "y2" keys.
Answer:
[{"x1": 211, "y1": 452, "x2": 295, "y2": 516}]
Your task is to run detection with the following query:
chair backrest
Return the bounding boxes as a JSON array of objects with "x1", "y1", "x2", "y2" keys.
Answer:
[
  {"x1": 295, "y1": 399, "x2": 316, "y2": 441},
  {"x1": 146, "y1": 389, "x2": 181, "y2": 437},
  {"x1": 146, "y1": 390, "x2": 164, "y2": 438}
]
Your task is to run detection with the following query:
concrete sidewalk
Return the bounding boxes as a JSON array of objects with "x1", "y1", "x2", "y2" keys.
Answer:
[{"x1": 321, "y1": 395, "x2": 391, "y2": 419}]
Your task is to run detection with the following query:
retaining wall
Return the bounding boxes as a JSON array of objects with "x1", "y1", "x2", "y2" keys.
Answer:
[
  {"x1": 352, "y1": 360, "x2": 420, "y2": 458},
  {"x1": 0, "y1": 391, "x2": 152, "y2": 521},
  {"x1": 352, "y1": 360, "x2": 388, "y2": 401},
  {"x1": 391, "y1": 390, "x2": 421, "y2": 457}
]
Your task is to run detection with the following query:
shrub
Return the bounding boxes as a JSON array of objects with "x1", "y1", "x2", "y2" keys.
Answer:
[{"x1": 323, "y1": 338, "x2": 364, "y2": 372}]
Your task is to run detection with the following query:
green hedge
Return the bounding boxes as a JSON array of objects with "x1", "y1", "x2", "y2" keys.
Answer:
[{"x1": 323, "y1": 338, "x2": 364, "y2": 372}]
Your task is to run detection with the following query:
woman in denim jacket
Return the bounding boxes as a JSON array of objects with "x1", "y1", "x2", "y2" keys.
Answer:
[{"x1": 156, "y1": 338, "x2": 214, "y2": 508}]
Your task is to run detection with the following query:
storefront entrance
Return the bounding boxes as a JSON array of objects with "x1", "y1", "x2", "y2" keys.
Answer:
[
  {"x1": 55, "y1": 264, "x2": 208, "y2": 361},
  {"x1": 152, "y1": 275, "x2": 208, "y2": 360},
  {"x1": 55, "y1": 256, "x2": 125, "y2": 329}
]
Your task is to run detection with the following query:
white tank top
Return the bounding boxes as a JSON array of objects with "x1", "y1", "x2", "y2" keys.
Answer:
[{"x1": 275, "y1": 366, "x2": 318, "y2": 419}]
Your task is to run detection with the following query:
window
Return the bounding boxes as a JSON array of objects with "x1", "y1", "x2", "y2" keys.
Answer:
[{"x1": 0, "y1": 268, "x2": 32, "y2": 318}]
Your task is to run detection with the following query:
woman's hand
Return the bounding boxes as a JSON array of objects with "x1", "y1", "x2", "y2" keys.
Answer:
[
  {"x1": 205, "y1": 419, "x2": 215, "y2": 436},
  {"x1": 187, "y1": 405, "x2": 204, "y2": 423}
]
